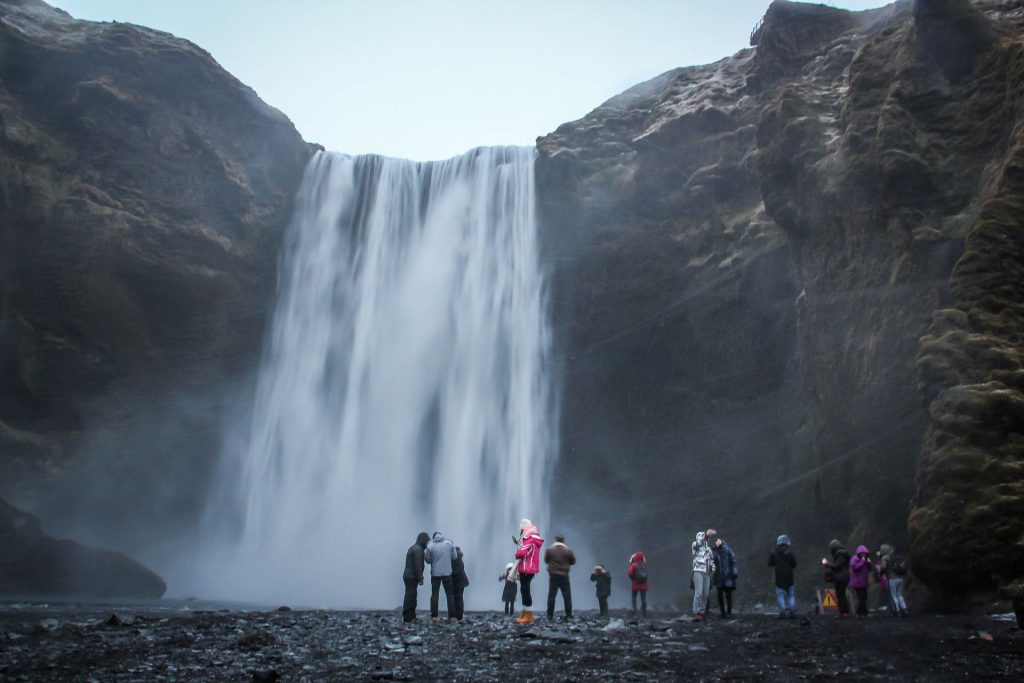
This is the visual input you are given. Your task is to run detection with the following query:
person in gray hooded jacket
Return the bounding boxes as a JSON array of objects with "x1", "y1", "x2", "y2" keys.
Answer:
[
  {"x1": 425, "y1": 531, "x2": 458, "y2": 622},
  {"x1": 691, "y1": 530, "x2": 716, "y2": 621}
]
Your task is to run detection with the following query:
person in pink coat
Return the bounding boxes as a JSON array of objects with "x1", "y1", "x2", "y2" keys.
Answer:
[
  {"x1": 514, "y1": 519, "x2": 544, "y2": 624},
  {"x1": 849, "y1": 545, "x2": 873, "y2": 617}
]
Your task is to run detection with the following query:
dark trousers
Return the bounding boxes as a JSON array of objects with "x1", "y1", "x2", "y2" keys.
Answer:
[
  {"x1": 631, "y1": 590, "x2": 647, "y2": 616},
  {"x1": 454, "y1": 586, "x2": 465, "y2": 620},
  {"x1": 835, "y1": 580, "x2": 850, "y2": 615},
  {"x1": 547, "y1": 574, "x2": 572, "y2": 618},
  {"x1": 520, "y1": 573, "x2": 535, "y2": 607},
  {"x1": 598, "y1": 595, "x2": 609, "y2": 616},
  {"x1": 854, "y1": 587, "x2": 868, "y2": 616},
  {"x1": 402, "y1": 578, "x2": 419, "y2": 622},
  {"x1": 504, "y1": 601, "x2": 515, "y2": 615},
  {"x1": 430, "y1": 576, "x2": 455, "y2": 618},
  {"x1": 717, "y1": 587, "x2": 733, "y2": 615}
]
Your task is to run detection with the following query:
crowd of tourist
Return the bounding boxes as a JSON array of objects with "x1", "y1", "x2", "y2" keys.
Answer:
[{"x1": 401, "y1": 521, "x2": 909, "y2": 623}]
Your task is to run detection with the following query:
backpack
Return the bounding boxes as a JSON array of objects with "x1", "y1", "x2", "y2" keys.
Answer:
[
  {"x1": 634, "y1": 563, "x2": 648, "y2": 584},
  {"x1": 890, "y1": 553, "x2": 908, "y2": 577}
]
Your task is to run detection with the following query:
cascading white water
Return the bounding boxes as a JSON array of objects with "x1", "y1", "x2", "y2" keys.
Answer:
[{"x1": 200, "y1": 146, "x2": 555, "y2": 607}]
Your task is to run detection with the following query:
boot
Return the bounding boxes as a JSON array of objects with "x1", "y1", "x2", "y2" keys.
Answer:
[{"x1": 515, "y1": 610, "x2": 533, "y2": 624}]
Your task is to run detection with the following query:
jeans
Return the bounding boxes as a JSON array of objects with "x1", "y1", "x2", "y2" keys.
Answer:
[
  {"x1": 631, "y1": 590, "x2": 647, "y2": 616},
  {"x1": 430, "y1": 575, "x2": 455, "y2": 618},
  {"x1": 547, "y1": 574, "x2": 572, "y2": 618},
  {"x1": 402, "y1": 578, "x2": 419, "y2": 621},
  {"x1": 717, "y1": 587, "x2": 733, "y2": 615},
  {"x1": 888, "y1": 577, "x2": 907, "y2": 613},
  {"x1": 692, "y1": 571, "x2": 711, "y2": 614},
  {"x1": 520, "y1": 573, "x2": 534, "y2": 607},
  {"x1": 775, "y1": 585, "x2": 795, "y2": 614}
]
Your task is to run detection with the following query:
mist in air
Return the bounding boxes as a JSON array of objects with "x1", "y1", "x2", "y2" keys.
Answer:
[{"x1": 193, "y1": 147, "x2": 556, "y2": 607}]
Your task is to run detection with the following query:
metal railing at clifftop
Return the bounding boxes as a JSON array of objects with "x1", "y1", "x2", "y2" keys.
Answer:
[{"x1": 750, "y1": 16, "x2": 765, "y2": 46}]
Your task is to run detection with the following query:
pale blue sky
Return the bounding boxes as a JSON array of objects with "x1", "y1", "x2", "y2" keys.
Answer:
[{"x1": 57, "y1": 1, "x2": 889, "y2": 160}]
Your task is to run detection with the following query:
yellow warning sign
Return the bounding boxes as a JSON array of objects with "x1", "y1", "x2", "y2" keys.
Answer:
[{"x1": 821, "y1": 590, "x2": 838, "y2": 609}]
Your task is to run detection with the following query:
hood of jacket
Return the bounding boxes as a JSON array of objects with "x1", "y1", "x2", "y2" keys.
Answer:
[
  {"x1": 856, "y1": 544, "x2": 870, "y2": 555},
  {"x1": 630, "y1": 552, "x2": 646, "y2": 564},
  {"x1": 416, "y1": 532, "x2": 430, "y2": 548},
  {"x1": 879, "y1": 544, "x2": 894, "y2": 555},
  {"x1": 828, "y1": 539, "x2": 844, "y2": 553}
]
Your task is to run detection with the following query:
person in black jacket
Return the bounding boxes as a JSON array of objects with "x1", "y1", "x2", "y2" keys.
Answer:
[
  {"x1": 590, "y1": 565, "x2": 612, "y2": 616},
  {"x1": 767, "y1": 534, "x2": 797, "y2": 619},
  {"x1": 822, "y1": 539, "x2": 852, "y2": 617},
  {"x1": 402, "y1": 532, "x2": 430, "y2": 622},
  {"x1": 452, "y1": 547, "x2": 470, "y2": 621}
]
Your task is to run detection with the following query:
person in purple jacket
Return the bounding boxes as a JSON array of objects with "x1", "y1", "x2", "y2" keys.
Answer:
[{"x1": 848, "y1": 545, "x2": 873, "y2": 617}]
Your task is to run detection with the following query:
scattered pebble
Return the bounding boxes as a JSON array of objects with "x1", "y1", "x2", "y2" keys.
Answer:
[{"x1": 0, "y1": 607, "x2": 1020, "y2": 680}]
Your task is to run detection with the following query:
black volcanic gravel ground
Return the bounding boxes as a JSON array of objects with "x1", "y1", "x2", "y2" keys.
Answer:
[{"x1": 1, "y1": 605, "x2": 1021, "y2": 681}]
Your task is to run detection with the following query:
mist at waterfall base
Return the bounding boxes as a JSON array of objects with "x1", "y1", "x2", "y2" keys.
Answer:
[{"x1": 192, "y1": 146, "x2": 556, "y2": 608}]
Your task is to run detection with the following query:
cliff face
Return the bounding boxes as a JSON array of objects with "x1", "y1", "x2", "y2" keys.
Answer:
[
  {"x1": 537, "y1": 0, "x2": 1024, "y2": 599},
  {"x1": 0, "y1": 0, "x2": 312, "y2": 548}
]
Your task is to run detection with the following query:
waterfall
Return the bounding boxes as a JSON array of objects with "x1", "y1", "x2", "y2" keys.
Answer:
[{"x1": 201, "y1": 146, "x2": 555, "y2": 607}]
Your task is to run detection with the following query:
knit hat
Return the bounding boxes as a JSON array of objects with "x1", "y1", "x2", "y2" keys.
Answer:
[{"x1": 777, "y1": 534, "x2": 790, "y2": 545}]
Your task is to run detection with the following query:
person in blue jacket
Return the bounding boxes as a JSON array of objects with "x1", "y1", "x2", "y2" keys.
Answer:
[{"x1": 711, "y1": 536, "x2": 738, "y2": 618}]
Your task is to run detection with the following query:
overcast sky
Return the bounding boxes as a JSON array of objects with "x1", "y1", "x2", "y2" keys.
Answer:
[{"x1": 56, "y1": 0, "x2": 889, "y2": 160}]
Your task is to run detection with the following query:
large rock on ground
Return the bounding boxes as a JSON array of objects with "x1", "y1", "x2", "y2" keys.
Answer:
[
  {"x1": 0, "y1": 498, "x2": 165, "y2": 598},
  {"x1": 0, "y1": 0, "x2": 312, "y2": 547}
]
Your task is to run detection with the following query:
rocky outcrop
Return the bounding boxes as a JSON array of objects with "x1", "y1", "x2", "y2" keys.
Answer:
[
  {"x1": 909, "y1": 9, "x2": 1024, "y2": 595},
  {"x1": 0, "y1": 0, "x2": 312, "y2": 548},
  {"x1": 0, "y1": 498, "x2": 165, "y2": 598},
  {"x1": 537, "y1": 0, "x2": 1024, "y2": 600}
]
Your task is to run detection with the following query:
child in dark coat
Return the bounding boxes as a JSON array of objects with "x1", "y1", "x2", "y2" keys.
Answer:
[
  {"x1": 499, "y1": 562, "x2": 518, "y2": 616},
  {"x1": 590, "y1": 565, "x2": 612, "y2": 616},
  {"x1": 452, "y1": 547, "x2": 470, "y2": 621}
]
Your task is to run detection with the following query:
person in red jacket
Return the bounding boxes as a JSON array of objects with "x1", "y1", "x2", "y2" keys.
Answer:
[
  {"x1": 628, "y1": 551, "x2": 649, "y2": 617},
  {"x1": 513, "y1": 518, "x2": 544, "y2": 624}
]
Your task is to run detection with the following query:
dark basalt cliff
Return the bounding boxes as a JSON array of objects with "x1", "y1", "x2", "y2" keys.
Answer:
[
  {"x1": 537, "y1": 0, "x2": 1024, "y2": 601},
  {"x1": 0, "y1": 0, "x2": 312, "y2": 549}
]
